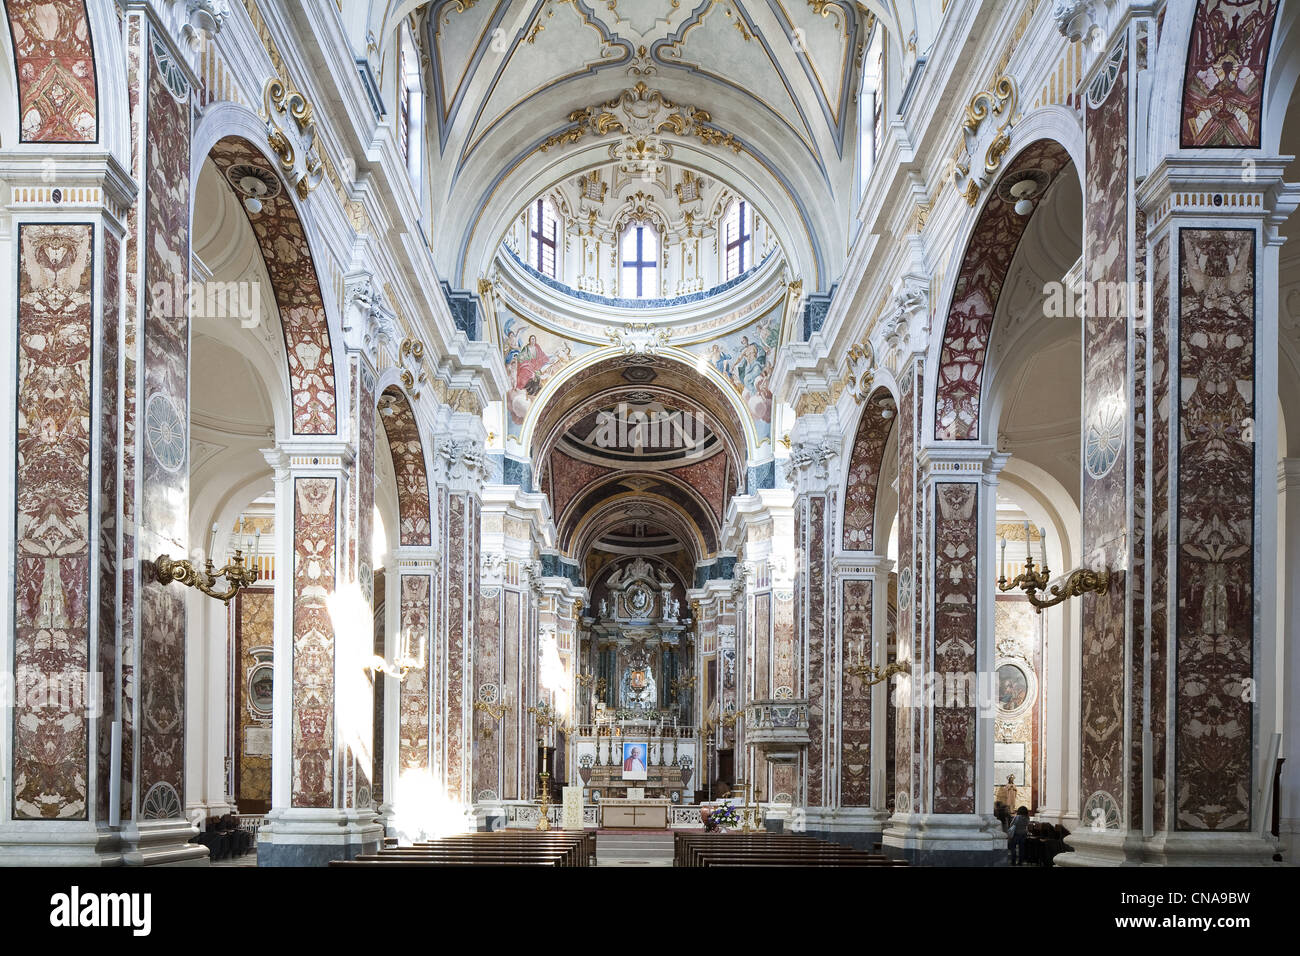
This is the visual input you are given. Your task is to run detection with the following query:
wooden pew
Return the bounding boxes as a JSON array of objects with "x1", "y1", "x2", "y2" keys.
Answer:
[
  {"x1": 673, "y1": 832, "x2": 907, "y2": 868},
  {"x1": 329, "y1": 829, "x2": 594, "y2": 868}
]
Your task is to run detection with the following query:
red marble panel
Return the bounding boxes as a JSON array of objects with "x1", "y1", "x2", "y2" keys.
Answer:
[
  {"x1": 842, "y1": 388, "x2": 896, "y2": 550},
  {"x1": 4, "y1": 0, "x2": 97, "y2": 142},
  {"x1": 13, "y1": 222, "x2": 94, "y2": 820},
  {"x1": 137, "y1": 27, "x2": 191, "y2": 810},
  {"x1": 804, "y1": 496, "x2": 826, "y2": 806},
  {"x1": 895, "y1": 368, "x2": 916, "y2": 811},
  {"x1": 1176, "y1": 228, "x2": 1255, "y2": 831},
  {"x1": 117, "y1": 12, "x2": 145, "y2": 820},
  {"x1": 398, "y1": 574, "x2": 432, "y2": 771},
  {"x1": 665, "y1": 452, "x2": 729, "y2": 522},
  {"x1": 932, "y1": 482, "x2": 978, "y2": 815},
  {"x1": 840, "y1": 578, "x2": 871, "y2": 806},
  {"x1": 378, "y1": 386, "x2": 430, "y2": 547},
  {"x1": 444, "y1": 495, "x2": 468, "y2": 801},
  {"x1": 95, "y1": 229, "x2": 120, "y2": 823},
  {"x1": 292, "y1": 477, "x2": 336, "y2": 808},
  {"x1": 547, "y1": 448, "x2": 613, "y2": 522},
  {"x1": 207, "y1": 137, "x2": 337, "y2": 435},
  {"x1": 1181, "y1": 0, "x2": 1279, "y2": 148},
  {"x1": 474, "y1": 588, "x2": 501, "y2": 799},
  {"x1": 1150, "y1": 233, "x2": 1172, "y2": 829},
  {"x1": 1129, "y1": 209, "x2": 1149, "y2": 830},
  {"x1": 504, "y1": 588, "x2": 520, "y2": 798},
  {"x1": 1080, "y1": 39, "x2": 1129, "y2": 826},
  {"x1": 934, "y1": 141, "x2": 1072, "y2": 441}
]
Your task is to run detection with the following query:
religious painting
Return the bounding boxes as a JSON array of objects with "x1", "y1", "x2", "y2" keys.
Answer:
[
  {"x1": 685, "y1": 307, "x2": 780, "y2": 434},
  {"x1": 247, "y1": 662, "x2": 274, "y2": 719},
  {"x1": 996, "y1": 662, "x2": 1030, "y2": 714},
  {"x1": 502, "y1": 315, "x2": 579, "y2": 431},
  {"x1": 622, "y1": 742, "x2": 648, "y2": 780}
]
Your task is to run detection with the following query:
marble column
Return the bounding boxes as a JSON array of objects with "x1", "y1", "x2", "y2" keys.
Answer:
[
  {"x1": 431, "y1": 421, "x2": 487, "y2": 809},
  {"x1": 722, "y1": 490, "x2": 796, "y2": 807},
  {"x1": 256, "y1": 442, "x2": 382, "y2": 866},
  {"x1": 476, "y1": 486, "x2": 552, "y2": 807},
  {"x1": 0, "y1": 168, "x2": 142, "y2": 865},
  {"x1": 1061, "y1": 4, "x2": 1287, "y2": 864}
]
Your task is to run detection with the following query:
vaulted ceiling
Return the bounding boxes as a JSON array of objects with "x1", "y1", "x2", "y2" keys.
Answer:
[{"x1": 421, "y1": 0, "x2": 875, "y2": 290}]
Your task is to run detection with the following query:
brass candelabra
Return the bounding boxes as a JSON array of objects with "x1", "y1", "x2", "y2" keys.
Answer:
[
  {"x1": 998, "y1": 525, "x2": 1109, "y2": 613},
  {"x1": 845, "y1": 658, "x2": 911, "y2": 686},
  {"x1": 473, "y1": 699, "x2": 510, "y2": 739},
  {"x1": 155, "y1": 522, "x2": 260, "y2": 604}
]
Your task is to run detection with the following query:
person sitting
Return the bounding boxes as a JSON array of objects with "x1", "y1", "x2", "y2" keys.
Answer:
[{"x1": 1007, "y1": 806, "x2": 1030, "y2": 866}]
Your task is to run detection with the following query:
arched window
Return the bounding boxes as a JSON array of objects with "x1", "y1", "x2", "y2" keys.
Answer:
[
  {"x1": 859, "y1": 24, "x2": 885, "y2": 190},
  {"x1": 398, "y1": 23, "x2": 423, "y2": 192},
  {"x1": 620, "y1": 221, "x2": 660, "y2": 298},
  {"x1": 528, "y1": 198, "x2": 559, "y2": 278},
  {"x1": 723, "y1": 199, "x2": 754, "y2": 280}
]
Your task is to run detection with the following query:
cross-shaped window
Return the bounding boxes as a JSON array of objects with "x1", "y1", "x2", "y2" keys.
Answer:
[
  {"x1": 620, "y1": 222, "x2": 659, "y2": 298},
  {"x1": 530, "y1": 198, "x2": 558, "y2": 277},
  {"x1": 724, "y1": 200, "x2": 753, "y2": 280}
]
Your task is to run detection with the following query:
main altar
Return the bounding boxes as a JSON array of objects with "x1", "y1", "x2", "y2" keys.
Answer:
[{"x1": 571, "y1": 558, "x2": 698, "y2": 805}]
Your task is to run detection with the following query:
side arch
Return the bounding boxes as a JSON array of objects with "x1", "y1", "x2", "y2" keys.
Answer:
[
  {"x1": 840, "y1": 385, "x2": 897, "y2": 552},
  {"x1": 192, "y1": 104, "x2": 341, "y2": 437},
  {"x1": 931, "y1": 136, "x2": 1077, "y2": 442},
  {"x1": 377, "y1": 385, "x2": 432, "y2": 548}
]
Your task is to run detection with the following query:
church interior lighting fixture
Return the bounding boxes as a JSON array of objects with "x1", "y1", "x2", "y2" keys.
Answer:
[
  {"x1": 844, "y1": 637, "x2": 910, "y2": 686},
  {"x1": 997, "y1": 523, "x2": 1110, "y2": 611},
  {"x1": 367, "y1": 626, "x2": 425, "y2": 681},
  {"x1": 154, "y1": 523, "x2": 259, "y2": 604}
]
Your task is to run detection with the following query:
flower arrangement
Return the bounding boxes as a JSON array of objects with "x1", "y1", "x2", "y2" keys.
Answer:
[{"x1": 709, "y1": 803, "x2": 740, "y2": 829}]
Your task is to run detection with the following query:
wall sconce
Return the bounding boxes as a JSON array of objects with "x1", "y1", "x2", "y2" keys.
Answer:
[
  {"x1": 155, "y1": 522, "x2": 259, "y2": 604},
  {"x1": 473, "y1": 698, "x2": 510, "y2": 738},
  {"x1": 368, "y1": 626, "x2": 425, "y2": 681},
  {"x1": 844, "y1": 636, "x2": 910, "y2": 686},
  {"x1": 998, "y1": 522, "x2": 1109, "y2": 612}
]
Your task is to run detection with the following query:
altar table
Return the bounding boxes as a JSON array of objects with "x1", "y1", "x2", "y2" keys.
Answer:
[{"x1": 599, "y1": 798, "x2": 671, "y2": 829}]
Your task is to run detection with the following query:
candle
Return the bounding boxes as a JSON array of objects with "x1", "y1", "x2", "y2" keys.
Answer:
[
  {"x1": 209, "y1": 522, "x2": 220, "y2": 560},
  {"x1": 1039, "y1": 527, "x2": 1048, "y2": 571},
  {"x1": 1023, "y1": 521, "x2": 1031, "y2": 563},
  {"x1": 999, "y1": 537, "x2": 1007, "y2": 580},
  {"x1": 252, "y1": 529, "x2": 261, "y2": 573}
]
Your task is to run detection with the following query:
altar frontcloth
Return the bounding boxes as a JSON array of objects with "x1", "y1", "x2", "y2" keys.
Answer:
[{"x1": 599, "y1": 798, "x2": 671, "y2": 829}]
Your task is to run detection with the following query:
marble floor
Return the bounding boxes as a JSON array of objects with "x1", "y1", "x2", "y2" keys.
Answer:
[{"x1": 595, "y1": 830, "x2": 675, "y2": 867}]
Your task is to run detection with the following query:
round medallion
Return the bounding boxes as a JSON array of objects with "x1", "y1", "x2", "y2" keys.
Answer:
[
  {"x1": 994, "y1": 659, "x2": 1036, "y2": 719},
  {"x1": 1084, "y1": 400, "x2": 1125, "y2": 479},
  {"x1": 145, "y1": 392, "x2": 187, "y2": 474},
  {"x1": 141, "y1": 782, "x2": 182, "y2": 821},
  {"x1": 628, "y1": 583, "x2": 652, "y2": 615},
  {"x1": 1082, "y1": 790, "x2": 1122, "y2": 832}
]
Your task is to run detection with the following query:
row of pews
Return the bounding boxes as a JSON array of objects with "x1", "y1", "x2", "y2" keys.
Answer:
[
  {"x1": 674, "y1": 832, "x2": 908, "y2": 867},
  {"x1": 329, "y1": 830, "x2": 596, "y2": 867}
]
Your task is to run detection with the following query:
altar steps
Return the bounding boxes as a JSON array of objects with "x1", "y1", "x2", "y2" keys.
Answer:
[{"x1": 595, "y1": 830, "x2": 675, "y2": 867}]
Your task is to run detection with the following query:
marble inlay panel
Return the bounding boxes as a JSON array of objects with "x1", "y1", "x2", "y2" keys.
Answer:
[
  {"x1": 5, "y1": 0, "x2": 97, "y2": 142},
  {"x1": 95, "y1": 229, "x2": 120, "y2": 823},
  {"x1": 398, "y1": 574, "x2": 432, "y2": 771},
  {"x1": 1181, "y1": 0, "x2": 1279, "y2": 148},
  {"x1": 13, "y1": 222, "x2": 95, "y2": 820},
  {"x1": 932, "y1": 482, "x2": 978, "y2": 814},
  {"x1": 292, "y1": 477, "x2": 336, "y2": 808},
  {"x1": 1080, "y1": 39, "x2": 1129, "y2": 826},
  {"x1": 840, "y1": 578, "x2": 871, "y2": 807},
  {"x1": 1175, "y1": 228, "x2": 1255, "y2": 831},
  {"x1": 137, "y1": 28, "x2": 192, "y2": 811}
]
